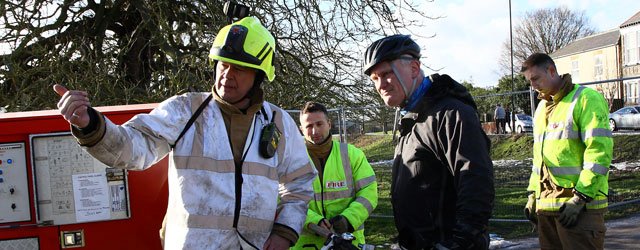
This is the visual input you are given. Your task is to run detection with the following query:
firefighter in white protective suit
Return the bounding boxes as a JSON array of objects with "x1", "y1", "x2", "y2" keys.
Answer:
[{"x1": 53, "y1": 16, "x2": 317, "y2": 250}]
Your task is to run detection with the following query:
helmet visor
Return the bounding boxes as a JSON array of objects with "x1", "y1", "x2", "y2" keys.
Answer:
[{"x1": 210, "y1": 25, "x2": 272, "y2": 67}]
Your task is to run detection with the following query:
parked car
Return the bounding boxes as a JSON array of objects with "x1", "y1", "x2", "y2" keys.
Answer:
[
  {"x1": 505, "y1": 113, "x2": 533, "y2": 133},
  {"x1": 609, "y1": 105, "x2": 640, "y2": 131}
]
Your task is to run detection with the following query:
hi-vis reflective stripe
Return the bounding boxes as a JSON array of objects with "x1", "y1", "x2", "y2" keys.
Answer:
[
  {"x1": 280, "y1": 192, "x2": 312, "y2": 202},
  {"x1": 582, "y1": 128, "x2": 613, "y2": 141},
  {"x1": 584, "y1": 162, "x2": 609, "y2": 175},
  {"x1": 536, "y1": 86, "x2": 612, "y2": 142},
  {"x1": 534, "y1": 134, "x2": 542, "y2": 143},
  {"x1": 315, "y1": 143, "x2": 374, "y2": 202},
  {"x1": 180, "y1": 213, "x2": 273, "y2": 232},
  {"x1": 313, "y1": 142, "x2": 356, "y2": 200},
  {"x1": 340, "y1": 143, "x2": 355, "y2": 197},
  {"x1": 539, "y1": 129, "x2": 580, "y2": 141},
  {"x1": 531, "y1": 165, "x2": 581, "y2": 176},
  {"x1": 532, "y1": 166, "x2": 541, "y2": 175},
  {"x1": 586, "y1": 198, "x2": 608, "y2": 208},
  {"x1": 537, "y1": 128, "x2": 612, "y2": 142},
  {"x1": 173, "y1": 156, "x2": 278, "y2": 180},
  {"x1": 537, "y1": 198, "x2": 571, "y2": 210},
  {"x1": 316, "y1": 189, "x2": 353, "y2": 200},
  {"x1": 355, "y1": 176, "x2": 376, "y2": 190},
  {"x1": 280, "y1": 162, "x2": 314, "y2": 183},
  {"x1": 565, "y1": 86, "x2": 585, "y2": 127},
  {"x1": 548, "y1": 166, "x2": 582, "y2": 175},
  {"x1": 355, "y1": 196, "x2": 374, "y2": 214},
  {"x1": 538, "y1": 198, "x2": 608, "y2": 211},
  {"x1": 534, "y1": 86, "x2": 586, "y2": 143}
]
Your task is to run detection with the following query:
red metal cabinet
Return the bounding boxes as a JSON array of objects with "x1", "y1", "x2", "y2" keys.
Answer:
[{"x1": 0, "y1": 104, "x2": 167, "y2": 250}]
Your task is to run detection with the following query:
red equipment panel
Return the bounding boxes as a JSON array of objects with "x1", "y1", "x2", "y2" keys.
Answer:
[{"x1": 0, "y1": 104, "x2": 167, "y2": 250}]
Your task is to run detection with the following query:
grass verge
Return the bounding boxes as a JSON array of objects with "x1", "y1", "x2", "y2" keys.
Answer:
[{"x1": 355, "y1": 133, "x2": 640, "y2": 246}]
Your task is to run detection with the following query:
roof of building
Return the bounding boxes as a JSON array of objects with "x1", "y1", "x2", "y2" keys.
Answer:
[
  {"x1": 550, "y1": 29, "x2": 619, "y2": 58},
  {"x1": 620, "y1": 10, "x2": 640, "y2": 28}
]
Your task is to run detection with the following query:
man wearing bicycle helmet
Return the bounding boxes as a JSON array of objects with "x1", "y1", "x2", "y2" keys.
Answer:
[
  {"x1": 54, "y1": 16, "x2": 316, "y2": 250},
  {"x1": 364, "y1": 35, "x2": 495, "y2": 250}
]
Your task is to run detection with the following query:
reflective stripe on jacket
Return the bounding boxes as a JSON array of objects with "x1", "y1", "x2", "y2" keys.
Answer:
[
  {"x1": 292, "y1": 141, "x2": 378, "y2": 249},
  {"x1": 78, "y1": 92, "x2": 316, "y2": 249},
  {"x1": 528, "y1": 85, "x2": 613, "y2": 211}
]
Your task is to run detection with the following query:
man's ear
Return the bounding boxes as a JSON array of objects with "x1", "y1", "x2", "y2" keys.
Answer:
[{"x1": 548, "y1": 64, "x2": 557, "y2": 76}]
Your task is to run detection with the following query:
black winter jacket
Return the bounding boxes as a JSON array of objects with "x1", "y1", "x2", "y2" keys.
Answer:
[{"x1": 391, "y1": 74, "x2": 495, "y2": 250}]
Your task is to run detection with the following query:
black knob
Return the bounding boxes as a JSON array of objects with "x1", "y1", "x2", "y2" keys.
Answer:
[
  {"x1": 11, "y1": 203, "x2": 16, "y2": 210},
  {"x1": 10, "y1": 188, "x2": 15, "y2": 194}
]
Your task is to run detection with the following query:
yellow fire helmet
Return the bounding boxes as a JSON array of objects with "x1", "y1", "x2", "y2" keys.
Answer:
[{"x1": 209, "y1": 16, "x2": 276, "y2": 82}]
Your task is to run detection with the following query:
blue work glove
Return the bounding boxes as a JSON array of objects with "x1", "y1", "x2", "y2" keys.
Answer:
[
  {"x1": 523, "y1": 193, "x2": 537, "y2": 225},
  {"x1": 558, "y1": 195, "x2": 586, "y2": 228}
]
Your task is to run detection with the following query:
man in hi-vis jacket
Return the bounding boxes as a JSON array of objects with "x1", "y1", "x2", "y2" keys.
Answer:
[
  {"x1": 54, "y1": 16, "x2": 316, "y2": 250},
  {"x1": 522, "y1": 53, "x2": 612, "y2": 250},
  {"x1": 292, "y1": 101, "x2": 378, "y2": 249}
]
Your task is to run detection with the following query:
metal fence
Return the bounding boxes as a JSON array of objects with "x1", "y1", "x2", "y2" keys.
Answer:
[
  {"x1": 369, "y1": 159, "x2": 640, "y2": 222},
  {"x1": 475, "y1": 76, "x2": 640, "y2": 122},
  {"x1": 287, "y1": 76, "x2": 640, "y2": 141},
  {"x1": 286, "y1": 105, "x2": 398, "y2": 144},
  {"x1": 488, "y1": 161, "x2": 640, "y2": 222},
  {"x1": 286, "y1": 76, "x2": 640, "y2": 222}
]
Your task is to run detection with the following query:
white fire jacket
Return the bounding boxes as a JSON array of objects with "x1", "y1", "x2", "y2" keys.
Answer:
[{"x1": 74, "y1": 93, "x2": 316, "y2": 249}]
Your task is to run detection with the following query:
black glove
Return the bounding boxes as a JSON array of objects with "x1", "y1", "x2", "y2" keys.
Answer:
[
  {"x1": 397, "y1": 227, "x2": 432, "y2": 250},
  {"x1": 433, "y1": 234, "x2": 473, "y2": 250},
  {"x1": 329, "y1": 215, "x2": 353, "y2": 234},
  {"x1": 332, "y1": 237, "x2": 360, "y2": 250},
  {"x1": 434, "y1": 224, "x2": 488, "y2": 250}
]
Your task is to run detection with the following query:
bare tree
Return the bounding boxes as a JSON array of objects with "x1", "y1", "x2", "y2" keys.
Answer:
[
  {"x1": 0, "y1": 0, "x2": 437, "y2": 112},
  {"x1": 498, "y1": 6, "x2": 595, "y2": 75},
  {"x1": 596, "y1": 82, "x2": 620, "y2": 111},
  {"x1": 1, "y1": 0, "x2": 223, "y2": 111}
]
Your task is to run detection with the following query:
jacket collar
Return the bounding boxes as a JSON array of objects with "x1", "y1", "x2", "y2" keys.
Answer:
[
  {"x1": 212, "y1": 88, "x2": 264, "y2": 115},
  {"x1": 551, "y1": 74, "x2": 574, "y2": 104}
]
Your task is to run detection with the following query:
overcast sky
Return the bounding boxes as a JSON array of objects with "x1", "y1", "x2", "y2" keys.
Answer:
[{"x1": 415, "y1": 0, "x2": 640, "y2": 87}]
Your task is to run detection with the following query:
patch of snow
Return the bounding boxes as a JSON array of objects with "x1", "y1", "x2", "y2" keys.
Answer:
[
  {"x1": 611, "y1": 161, "x2": 640, "y2": 170},
  {"x1": 371, "y1": 159, "x2": 394, "y2": 166}
]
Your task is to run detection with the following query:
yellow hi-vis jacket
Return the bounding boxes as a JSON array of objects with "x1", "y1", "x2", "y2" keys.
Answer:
[
  {"x1": 292, "y1": 141, "x2": 378, "y2": 249},
  {"x1": 528, "y1": 85, "x2": 613, "y2": 211}
]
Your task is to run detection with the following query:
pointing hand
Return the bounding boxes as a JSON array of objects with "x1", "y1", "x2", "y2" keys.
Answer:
[{"x1": 53, "y1": 84, "x2": 91, "y2": 128}]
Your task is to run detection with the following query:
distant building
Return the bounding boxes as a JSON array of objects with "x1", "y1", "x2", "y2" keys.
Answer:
[
  {"x1": 550, "y1": 10, "x2": 640, "y2": 107},
  {"x1": 551, "y1": 29, "x2": 623, "y2": 104},
  {"x1": 620, "y1": 10, "x2": 640, "y2": 104}
]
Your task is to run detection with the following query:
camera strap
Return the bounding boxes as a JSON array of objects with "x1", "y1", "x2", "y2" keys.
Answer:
[
  {"x1": 170, "y1": 93, "x2": 213, "y2": 149},
  {"x1": 260, "y1": 106, "x2": 269, "y2": 122}
]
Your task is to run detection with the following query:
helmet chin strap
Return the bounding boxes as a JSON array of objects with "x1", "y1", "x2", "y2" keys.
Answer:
[{"x1": 390, "y1": 62, "x2": 419, "y2": 107}]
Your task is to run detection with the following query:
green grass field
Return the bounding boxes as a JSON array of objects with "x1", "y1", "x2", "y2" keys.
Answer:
[{"x1": 353, "y1": 134, "x2": 640, "y2": 247}]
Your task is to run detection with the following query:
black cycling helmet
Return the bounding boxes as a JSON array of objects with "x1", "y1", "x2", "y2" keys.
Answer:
[{"x1": 363, "y1": 34, "x2": 421, "y2": 75}]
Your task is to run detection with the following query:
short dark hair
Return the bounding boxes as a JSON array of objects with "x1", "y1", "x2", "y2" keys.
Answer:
[
  {"x1": 520, "y1": 53, "x2": 556, "y2": 72},
  {"x1": 301, "y1": 101, "x2": 329, "y2": 118}
]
